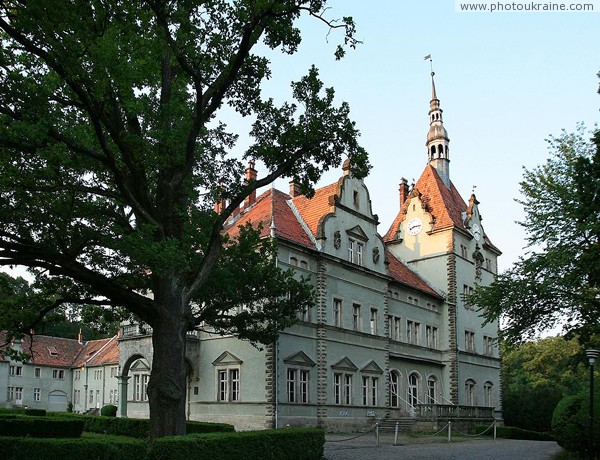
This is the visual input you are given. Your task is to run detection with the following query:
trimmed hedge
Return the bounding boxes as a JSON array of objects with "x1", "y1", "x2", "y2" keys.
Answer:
[
  {"x1": 0, "y1": 436, "x2": 146, "y2": 460},
  {"x1": 100, "y1": 404, "x2": 117, "y2": 417},
  {"x1": 148, "y1": 428, "x2": 325, "y2": 460},
  {"x1": 49, "y1": 413, "x2": 234, "y2": 438},
  {"x1": 0, "y1": 416, "x2": 84, "y2": 438},
  {"x1": 475, "y1": 424, "x2": 554, "y2": 441},
  {"x1": 24, "y1": 409, "x2": 47, "y2": 417}
]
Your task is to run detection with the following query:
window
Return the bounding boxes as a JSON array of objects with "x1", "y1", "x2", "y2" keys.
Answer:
[
  {"x1": 407, "y1": 320, "x2": 421, "y2": 345},
  {"x1": 427, "y1": 377, "x2": 437, "y2": 404},
  {"x1": 74, "y1": 370, "x2": 80, "y2": 380},
  {"x1": 7, "y1": 386, "x2": 23, "y2": 401},
  {"x1": 333, "y1": 298, "x2": 342, "y2": 327},
  {"x1": 114, "y1": 388, "x2": 119, "y2": 404},
  {"x1": 484, "y1": 382, "x2": 494, "y2": 407},
  {"x1": 388, "y1": 315, "x2": 401, "y2": 341},
  {"x1": 361, "y1": 376, "x2": 378, "y2": 406},
  {"x1": 465, "y1": 331, "x2": 476, "y2": 352},
  {"x1": 298, "y1": 304, "x2": 311, "y2": 322},
  {"x1": 287, "y1": 368, "x2": 309, "y2": 404},
  {"x1": 370, "y1": 308, "x2": 378, "y2": 335},
  {"x1": 217, "y1": 368, "x2": 240, "y2": 402},
  {"x1": 94, "y1": 369, "x2": 103, "y2": 380},
  {"x1": 485, "y1": 258, "x2": 492, "y2": 271},
  {"x1": 484, "y1": 336, "x2": 494, "y2": 356},
  {"x1": 347, "y1": 240, "x2": 354, "y2": 263},
  {"x1": 52, "y1": 369, "x2": 65, "y2": 380},
  {"x1": 299, "y1": 260, "x2": 308, "y2": 270},
  {"x1": 352, "y1": 303, "x2": 361, "y2": 331},
  {"x1": 460, "y1": 244, "x2": 468, "y2": 258},
  {"x1": 34, "y1": 367, "x2": 41, "y2": 378},
  {"x1": 356, "y1": 242, "x2": 364, "y2": 266},
  {"x1": 89, "y1": 390, "x2": 94, "y2": 404},
  {"x1": 9, "y1": 365, "x2": 22, "y2": 377},
  {"x1": 74, "y1": 390, "x2": 80, "y2": 404},
  {"x1": 333, "y1": 373, "x2": 352, "y2": 405},
  {"x1": 426, "y1": 325, "x2": 439, "y2": 349},
  {"x1": 465, "y1": 379, "x2": 476, "y2": 406},
  {"x1": 389, "y1": 371, "x2": 401, "y2": 407},
  {"x1": 110, "y1": 366, "x2": 118, "y2": 378},
  {"x1": 408, "y1": 373, "x2": 420, "y2": 409},
  {"x1": 463, "y1": 285, "x2": 474, "y2": 310},
  {"x1": 34, "y1": 387, "x2": 41, "y2": 402},
  {"x1": 134, "y1": 374, "x2": 149, "y2": 401},
  {"x1": 353, "y1": 190, "x2": 359, "y2": 207},
  {"x1": 109, "y1": 389, "x2": 115, "y2": 404},
  {"x1": 289, "y1": 256, "x2": 298, "y2": 266}
]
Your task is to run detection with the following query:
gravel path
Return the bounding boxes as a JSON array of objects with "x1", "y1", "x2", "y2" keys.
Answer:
[{"x1": 324, "y1": 433, "x2": 563, "y2": 460}]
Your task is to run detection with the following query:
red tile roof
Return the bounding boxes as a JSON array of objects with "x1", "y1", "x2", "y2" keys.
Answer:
[
  {"x1": 291, "y1": 181, "x2": 340, "y2": 239},
  {"x1": 386, "y1": 251, "x2": 443, "y2": 299},
  {"x1": 72, "y1": 336, "x2": 119, "y2": 368},
  {"x1": 384, "y1": 165, "x2": 469, "y2": 241}
]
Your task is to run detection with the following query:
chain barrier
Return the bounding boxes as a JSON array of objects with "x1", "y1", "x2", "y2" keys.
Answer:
[
  {"x1": 451, "y1": 419, "x2": 496, "y2": 438},
  {"x1": 325, "y1": 424, "x2": 378, "y2": 443},
  {"x1": 406, "y1": 422, "x2": 450, "y2": 437}
]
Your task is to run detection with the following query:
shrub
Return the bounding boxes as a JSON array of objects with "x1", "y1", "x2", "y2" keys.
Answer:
[
  {"x1": 24, "y1": 409, "x2": 46, "y2": 417},
  {"x1": 475, "y1": 424, "x2": 554, "y2": 441},
  {"x1": 552, "y1": 391, "x2": 600, "y2": 457},
  {"x1": 0, "y1": 436, "x2": 146, "y2": 460},
  {"x1": 100, "y1": 405, "x2": 118, "y2": 417},
  {"x1": 0, "y1": 416, "x2": 84, "y2": 438},
  {"x1": 148, "y1": 428, "x2": 325, "y2": 460},
  {"x1": 186, "y1": 421, "x2": 235, "y2": 434}
]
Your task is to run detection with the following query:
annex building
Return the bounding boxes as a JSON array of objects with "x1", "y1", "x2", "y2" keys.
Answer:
[{"x1": 1, "y1": 74, "x2": 502, "y2": 431}]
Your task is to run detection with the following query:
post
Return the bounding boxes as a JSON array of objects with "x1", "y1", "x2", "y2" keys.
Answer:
[
  {"x1": 493, "y1": 420, "x2": 497, "y2": 439},
  {"x1": 394, "y1": 421, "x2": 399, "y2": 446},
  {"x1": 586, "y1": 350, "x2": 599, "y2": 460},
  {"x1": 448, "y1": 421, "x2": 452, "y2": 443},
  {"x1": 375, "y1": 422, "x2": 379, "y2": 446}
]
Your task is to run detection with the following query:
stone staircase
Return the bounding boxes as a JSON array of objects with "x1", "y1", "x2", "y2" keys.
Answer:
[{"x1": 377, "y1": 417, "x2": 417, "y2": 433}]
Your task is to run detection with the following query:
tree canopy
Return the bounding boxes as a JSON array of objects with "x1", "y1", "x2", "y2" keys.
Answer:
[
  {"x1": 0, "y1": 0, "x2": 369, "y2": 437},
  {"x1": 469, "y1": 124, "x2": 600, "y2": 346}
]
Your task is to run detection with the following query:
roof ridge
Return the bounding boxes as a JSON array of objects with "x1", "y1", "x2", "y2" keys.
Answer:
[
  {"x1": 84, "y1": 336, "x2": 116, "y2": 365},
  {"x1": 286, "y1": 198, "x2": 320, "y2": 250}
]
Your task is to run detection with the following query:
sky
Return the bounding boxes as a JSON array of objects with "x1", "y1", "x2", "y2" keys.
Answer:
[{"x1": 244, "y1": 0, "x2": 600, "y2": 272}]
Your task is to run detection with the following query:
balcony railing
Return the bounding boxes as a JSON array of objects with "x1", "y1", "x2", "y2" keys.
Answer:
[
  {"x1": 120, "y1": 323, "x2": 201, "y2": 339},
  {"x1": 416, "y1": 404, "x2": 494, "y2": 419}
]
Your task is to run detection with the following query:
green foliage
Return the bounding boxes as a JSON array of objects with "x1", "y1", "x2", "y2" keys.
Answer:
[
  {"x1": 0, "y1": 416, "x2": 84, "y2": 438},
  {"x1": 468, "y1": 126, "x2": 600, "y2": 345},
  {"x1": 475, "y1": 424, "x2": 555, "y2": 441},
  {"x1": 552, "y1": 390, "x2": 600, "y2": 456},
  {"x1": 0, "y1": 435, "x2": 146, "y2": 460},
  {"x1": 100, "y1": 405, "x2": 117, "y2": 417},
  {"x1": 185, "y1": 421, "x2": 235, "y2": 434},
  {"x1": 500, "y1": 337, "x2": 588, "y2": 432},
  {"x1": 147, "y1": 428, "x2": 325, "y2": 460},
  {"x1": 24, "y1": 409, "x2": 46, "y2": 417}
]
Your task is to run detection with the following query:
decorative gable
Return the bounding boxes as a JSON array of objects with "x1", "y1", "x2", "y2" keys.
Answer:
[
  {"x1": 130, "y1": 358, "x2": 150, "y2": 372},
  {"x1": 283, "y1": 351, "x2": 316, "y2": 368},
  {"x1": 346, "y1": 225, "x2": 369, "y2": 242},
  {"x1": 360, "y1": 360, "x2": 384, "y2": 375},
  {"x1": 212, "y1": 351, "x2": 243, "y2": 366},
  {"x1": 331, "y1": 357, "x2": 358, "y2": 372}
]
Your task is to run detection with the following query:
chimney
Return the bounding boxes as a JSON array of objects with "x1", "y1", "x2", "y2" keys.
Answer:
[
  {"x1": 78, "y1": 328, "x2": 82, "y2": 344},
  {"x1": 244, "y1": 160, "x2": 257, "y2": 208},
  {"x1": 289, "y1": 180, "x2": 302, "y2": 198},
  {"x1": 399, "y1": 177, "x2": 410, "y2": 207}
]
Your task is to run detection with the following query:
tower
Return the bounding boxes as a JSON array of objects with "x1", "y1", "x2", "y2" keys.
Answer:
[{"x1": 426, "y1": 71, "x2": 450, "y2": 189}]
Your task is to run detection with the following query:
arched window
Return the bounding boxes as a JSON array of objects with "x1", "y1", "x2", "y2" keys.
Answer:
[
  {"x1": 408, "y1": 372, "x2": 420, "y2": 409},
  {"x1": 427, "y1": 376, "x2": 437, "y2": 404},
  {"x1": 289, "y1": 257, "x2": 298, "y2": 267},
  {"x1": 465, "y1": 379, "x2": 476, "y2": 406},
  {"x1": 438, "y1": 144, "x2": 444, "y2": 158},
  {"x1": 389, "y1": 370, "x2": 401, "y2": 408},
  {"x1": 484, "y1": 381, "x2": 494, "y2": 407},
  {"x1": 430, "y1": 145, "x2": 436, "y2": 159}
]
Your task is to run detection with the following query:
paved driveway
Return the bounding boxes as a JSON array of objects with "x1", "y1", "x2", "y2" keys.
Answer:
[{"x1": 324, "y1": 433, "x2": 563, "y2": 460}]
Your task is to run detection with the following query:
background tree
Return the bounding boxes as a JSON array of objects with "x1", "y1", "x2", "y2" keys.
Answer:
[
  {"x1": 0, "y1": 0, "x2": 369, "y2": 438},
  {"x1": 501, "y1": 336, "x2": 587, "y2": 432},
  {"x1": 468, "y1": 123, "x2": 600, "y2": 347}
]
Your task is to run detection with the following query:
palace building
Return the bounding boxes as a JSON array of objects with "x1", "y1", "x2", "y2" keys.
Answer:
[{"x1": 2, "y1": 74, "x2": 502, "y2": 431}]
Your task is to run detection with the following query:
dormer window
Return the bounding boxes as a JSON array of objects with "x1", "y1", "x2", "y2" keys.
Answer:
[{"x1": 47, "y1": 346, "x2": 59, "y2": 357}]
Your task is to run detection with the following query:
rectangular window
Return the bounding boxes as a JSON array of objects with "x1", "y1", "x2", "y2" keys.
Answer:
[
  {"x1": 218, "y1": 369, "x2": 240, "y2": 402},
  {"x1": 460, "y1": 244, "x2": 468, "y2": 258},
  {"x1": 298, "y1": 305, "x2": 311, "y2": 322},
  {"x1": 287, "y1": 368, "x2": 309, "y2": 404},
  {"x1": 407, "y1": 320, "x2": 421, "y2": 345},
  {"x1": 388, "y1": 315, "x2": 401, "y2": 341},
  {"x1": 361, "y1": 376, "x2": 378, "y2": 406},
  {"x1": 52, "y1": 369, "x2": 65, "y2": 380},
  {"x1": 465, "y1": 331, "x2": 476, "y2": 352},
  {"x1": 333, "y1": 372, "x2": 352, "y2": 405},
  {"x1": 7, "y1": 387, "x2": 23, "y2": 401},
  {"x1": 426, "y1": 325, "x2": 439, "y2": 349},
  {"x1": 9, "y1": 365, "x2": 23, "y2": 377},
  {"x1": 333, "y1": 298, "x2": 342, "y2": 327},
  {"x1": 463, "y1": 284, "x2": 474, "y2": 309},
  {"x1": 484, "y1": 336, "x2": 494, "y2": 356},
  {"x1": 89, "y1": 390, "x2": 94, "y2": 404},
  {"x1": 356, "y1": 242, "x2": 364, "y2": 266},
  {"x1": 352, "y1": 303, "x2": 361, "y2": 331},
  {"x1": 347, "y1": 240, "x2": 354, "y2": 263},
  {"x1": 370, "y1": 308, "x2": 378, "y2": 335},
  {"x1": 33, "y1": 388, "x2": 41, "y2": 401},
  {"x1": 34, "y1": 367, "x2": 41, "y2": 379},
  {"x1": 133, "y1": 374, "x2": 149, "y2": 401}
]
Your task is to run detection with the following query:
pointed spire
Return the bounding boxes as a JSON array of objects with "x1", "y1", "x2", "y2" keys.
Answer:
[{"x1": 426, "y1": 70, "x2": 451, "y2": 189}]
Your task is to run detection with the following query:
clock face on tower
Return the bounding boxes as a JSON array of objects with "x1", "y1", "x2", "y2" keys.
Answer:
[
  {"x1": 407, "y1": 217, "x2": 423, "y2": 236},
  {"x1": 472, "y1": 223, "x2": 481, "y2": 241}
]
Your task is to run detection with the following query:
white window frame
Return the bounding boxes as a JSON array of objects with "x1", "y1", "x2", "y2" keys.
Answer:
[
  {"x1": 356, "y1": 242, "x2": 364, "y2": 266},
  {"x1": 33, "y1": 387, "x2": 41, "y2": 402},
  {"x1": 426, "y1": 325, "x2": 439, "y2": 349},
  {"x1": 287, "y1": 368, "x2": 309, "y2": 404},
  {"x1": 333, "y1": 372, "x2": 353, "y2": 406},
  {"x1": 352, "y1": 303, "x2": 361, "y2": 331},
  {"x1": 217, "y1": 368, "x2": 240, "y2": 402},
  {"x1": 333, "y1": 298, "x2": 342, "y2": 327},
  {"x1": 370, "y1": 308, "x2": 378, "y2": 335},
  {"x1": 361, "y1": 376, "x2": 378, "y2": 406}
]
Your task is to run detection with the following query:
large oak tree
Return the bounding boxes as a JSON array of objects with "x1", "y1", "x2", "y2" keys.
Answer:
[{"x1": 0, "y1": 0, "x2": 369, "y2": 438}]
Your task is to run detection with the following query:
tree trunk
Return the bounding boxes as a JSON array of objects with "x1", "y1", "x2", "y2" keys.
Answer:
[{"x1": 147, "y1": 280, "x2": 189, "y2": 440}]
